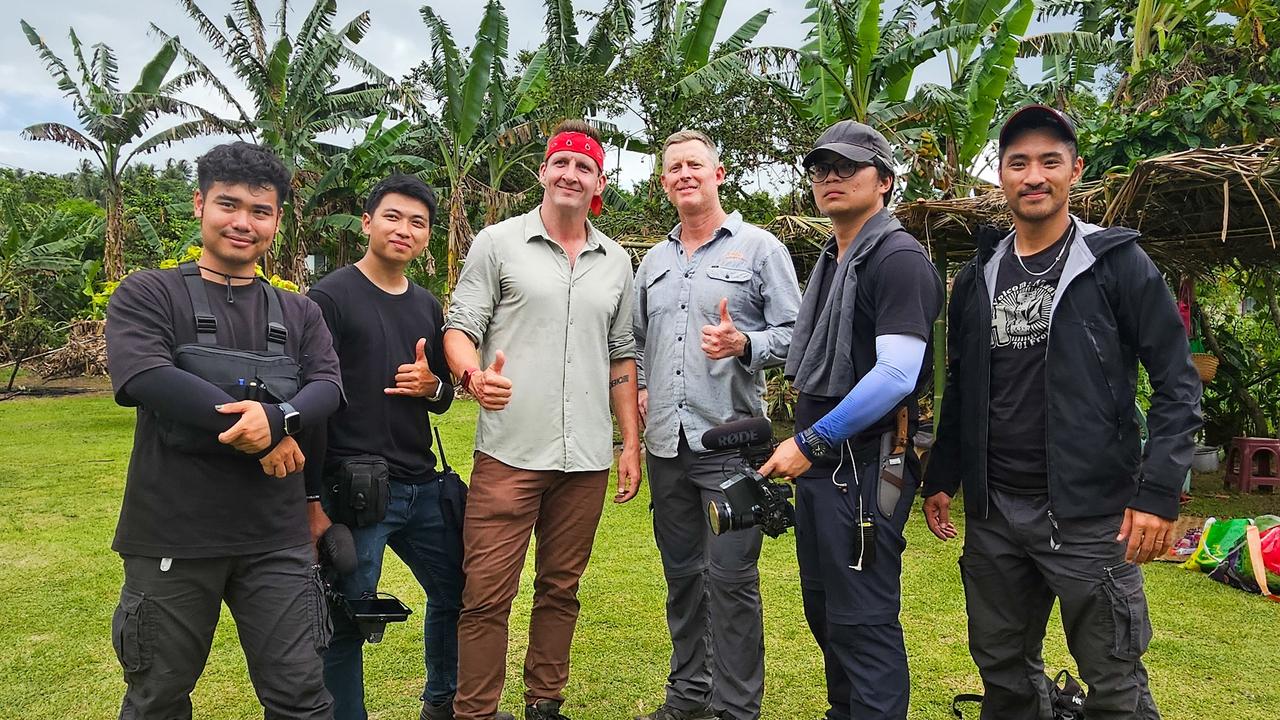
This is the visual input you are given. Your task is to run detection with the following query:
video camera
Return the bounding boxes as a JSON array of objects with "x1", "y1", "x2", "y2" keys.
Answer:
[
  {"x1": 317, "y1": 524, "x2": 412, "y2": 643},
  {"x1": 702, "y1": 417, "x2": 795, "y2": 538}
]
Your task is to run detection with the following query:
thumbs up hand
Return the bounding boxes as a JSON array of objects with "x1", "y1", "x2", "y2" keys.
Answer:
[
  {"x1": 386, "y1": 337, "x2": 442, "y2": 397},
  {"x1": 470, "y1": 350, "x2": 513, "y2": 411},
  {"x1": 701, "y1": 298, "x2": 749, "y2": 360}
]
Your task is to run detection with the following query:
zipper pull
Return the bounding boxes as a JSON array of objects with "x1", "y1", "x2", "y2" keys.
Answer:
[{"x1": 1048, "y1": 509, "x2": 1063, "y2": 551}]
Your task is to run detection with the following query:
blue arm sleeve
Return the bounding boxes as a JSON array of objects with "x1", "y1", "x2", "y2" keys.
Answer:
[{"x1": 808, "y1": 334, "x2": 927, "y2": 444}]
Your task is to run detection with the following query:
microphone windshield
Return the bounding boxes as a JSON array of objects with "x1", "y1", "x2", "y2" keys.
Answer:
[
  {"x1": 320, "y1": 523, "x2": 358, "y2": 576},
  {"x1": 701, "y1": 417, "x2": 773, "y2": 451}
]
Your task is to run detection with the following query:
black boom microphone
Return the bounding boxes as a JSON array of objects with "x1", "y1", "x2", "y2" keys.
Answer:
[
  {"x1": 319, "y1": 523, "x2": 358, "y2": 576},
  {"x1": 701, "y1": 417, "x2": 773, "y2": 451}
]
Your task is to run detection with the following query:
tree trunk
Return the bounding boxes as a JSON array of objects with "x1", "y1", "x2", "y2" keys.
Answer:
[
  {"x1": 104, "y1": 182, "x2": 126, "y2": 282},
  {"x1": 1263, "y1": 274, "x2": 1280, "y2": 331},
  {"x1": 1196, "y1": 304, "x2": 1270, "y2": 436},
  {"x1": 446, "y1": 188, "x2": 474, "y2": 294}
]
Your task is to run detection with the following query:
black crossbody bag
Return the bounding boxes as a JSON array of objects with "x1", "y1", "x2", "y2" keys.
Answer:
[{"x1": 154, "y1": 262, "x2": 301, "y2": 454}]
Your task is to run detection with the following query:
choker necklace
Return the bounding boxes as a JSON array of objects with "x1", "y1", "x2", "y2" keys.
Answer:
[
  {"x1": 1014, "y1": 230, "x2": 1071, "y2": 278},
  {"x1": 197, "y1": 264, "x2": 258, "y2": 303}
]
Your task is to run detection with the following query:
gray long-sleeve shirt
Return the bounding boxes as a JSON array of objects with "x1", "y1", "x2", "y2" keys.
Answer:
[{"x1": 634, "y1": 211, "x2": 801, "y2": 458}]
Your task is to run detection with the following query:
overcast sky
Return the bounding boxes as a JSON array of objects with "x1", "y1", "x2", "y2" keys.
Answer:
[{"x1": 1, "y1": 0, "x2": 1059, "y2": 187}]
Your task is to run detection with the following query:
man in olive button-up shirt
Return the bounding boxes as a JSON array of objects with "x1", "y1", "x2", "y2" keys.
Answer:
[
  {"x1": 632, "y1": 130, "x2": 800, "y2": 720},
  {"x1": 444, "y1": 120, "x2": 640, "y2": 720}
]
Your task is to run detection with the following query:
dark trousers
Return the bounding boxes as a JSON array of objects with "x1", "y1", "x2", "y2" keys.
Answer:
[
  {"x1": 453, "y1": 453, "x2": 609, "y2": 720},
  {"x1": 647, "y1": 432, "x2": 765, "y2": 720},
  {"x1": 794, "y1": 447, "x2": 917, "y2": 720},
  {"x1": 324, "y1": 479, "x2": 464, "y2": 719},
  {"x1": 113, "y1": 544, "x2": 333, "y2": 720},
  {"x1": 962, "y1": 487, "x2": 1159, "y2": 720}
]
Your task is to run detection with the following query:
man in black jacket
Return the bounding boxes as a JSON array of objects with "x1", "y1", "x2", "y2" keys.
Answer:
[
  {"x1": 307, "y1": 174, "x2": 462, "y2": 720},
  {"x1": 921, "y1": 105, "x2": 1202, "y2": 720}
]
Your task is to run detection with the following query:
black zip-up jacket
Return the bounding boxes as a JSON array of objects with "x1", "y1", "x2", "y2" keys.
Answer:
[{"x1": 922, "y1": 217, "x2": 1202, "y2": 521}]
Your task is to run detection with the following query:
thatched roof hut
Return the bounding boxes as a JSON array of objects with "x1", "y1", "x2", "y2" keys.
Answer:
[{"x1": 889, "y1": 141, "x2": 1280, "y2": 273}]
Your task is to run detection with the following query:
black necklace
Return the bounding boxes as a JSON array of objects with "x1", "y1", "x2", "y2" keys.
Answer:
[{"x1": 197, "y1": 264, "x2": 258, "y2": 303}]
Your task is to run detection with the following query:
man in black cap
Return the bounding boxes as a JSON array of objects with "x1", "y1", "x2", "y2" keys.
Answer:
[
  {"x1": 758, "y1": 120, "x2": 942, "y2": 720},
  {"x1": 921, "y1": 104, "x2": 1201, "y2": 719}
]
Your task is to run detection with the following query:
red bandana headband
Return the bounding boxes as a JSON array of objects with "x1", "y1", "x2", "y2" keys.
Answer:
[{"x1": 545, "y1": 131, "x2": 606, "y2": 216}]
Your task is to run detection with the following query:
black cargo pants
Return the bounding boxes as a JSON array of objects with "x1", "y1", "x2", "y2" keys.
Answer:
[
  {"x1": 112, "y1": 543, "x2": 334, "y2": 719},
  {"x1": 961, "y1": 486, "x2": 1160, "y2": 720}
]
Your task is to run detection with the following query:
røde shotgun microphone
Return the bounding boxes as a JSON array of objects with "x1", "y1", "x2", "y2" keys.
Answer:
[
  {"x1": 319, "y1": 523, "x2": 358, "y2": 576},
  {"x1": 701, "y1": 417, "x2": 774, "y2": 451}
]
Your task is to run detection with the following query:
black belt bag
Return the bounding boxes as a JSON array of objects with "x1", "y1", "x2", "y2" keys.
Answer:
[
  {"x1": 329, "y1": 455, "x2": 390, "y2": 528},
  {"x1": 155, "y1": 262, "x2": 300, "y2": 455}
]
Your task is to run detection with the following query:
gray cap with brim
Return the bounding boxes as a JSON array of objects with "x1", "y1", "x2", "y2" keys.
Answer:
[{"x1": 803, "y1": 120, "x2": 894, "y2": 172}]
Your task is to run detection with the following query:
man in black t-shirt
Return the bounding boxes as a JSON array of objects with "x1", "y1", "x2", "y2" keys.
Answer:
[
  {"x1": 757, "y1": 121, "x2": 942, "y2": 720},
  {"x1": 306, "y1": 175, "x2": 462, "y2": 720},
  {"x1": 104, "y1": 142, "x2": 344, "y2": 719},
  {"x1": 922, "y1": 106, "x2": 1201, "y2": 719}
]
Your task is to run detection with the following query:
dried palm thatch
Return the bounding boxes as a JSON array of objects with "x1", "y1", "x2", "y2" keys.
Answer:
[
  {"x1": 894, "y1": 141, "x2": 1280, "y2": 272},
  {"x1": 36, "y1": 320, "x2": 108, "y2": 379}
]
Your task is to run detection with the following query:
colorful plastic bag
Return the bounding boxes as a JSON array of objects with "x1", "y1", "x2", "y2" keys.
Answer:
[
  {"x1": 1241, "y1": 525, "x2": 1280, "y2": 592},
  {"x1": 1182, "y1": 517, "x2": 1251, "y2": 572}
]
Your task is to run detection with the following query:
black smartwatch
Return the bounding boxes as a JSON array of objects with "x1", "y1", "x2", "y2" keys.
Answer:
[
  {"x1": 797, "y1": 427, "x2": 834, "y2": 460},
  {"x1": 278, "y1": 402, "x2": 301, "y2": 436},
  {"x1": 740, "y1": 333, "x2": 752, "y2": 360}
]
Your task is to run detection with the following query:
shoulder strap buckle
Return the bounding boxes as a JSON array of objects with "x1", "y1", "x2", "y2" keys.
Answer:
[{"x1": 267, "y1": 321, "x2": 288, "y2": 348}]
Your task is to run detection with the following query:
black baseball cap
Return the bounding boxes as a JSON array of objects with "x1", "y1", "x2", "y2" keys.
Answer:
[
  {"x1": 998, "y1": 104, "x2": 1078, "y2": 153},
  {"x1": 803, "y1": 120, "x2": 894, "y2": 173}
]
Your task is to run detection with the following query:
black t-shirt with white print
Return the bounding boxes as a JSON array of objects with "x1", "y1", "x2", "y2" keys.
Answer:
[{"x1": 987, "y1": 223, "x2": 1074, "y2": 493}]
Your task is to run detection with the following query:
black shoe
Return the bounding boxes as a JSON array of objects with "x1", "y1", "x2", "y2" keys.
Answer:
[
  {"x1": 495, "y1": 713, "x2": 516, "y2": 720},
  {"x1": 525, "y1": 699, "x2": 572, "y2": 720},
  {"x1": 420, "y1": 697, "x2": 455, "y2": 720},
  {"x1": 634, "y1": 703, "x2": 716, "y2": 720}
]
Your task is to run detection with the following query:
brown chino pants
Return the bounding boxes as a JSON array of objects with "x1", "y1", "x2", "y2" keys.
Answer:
[{"x1": 453, "y1": 452, "x2": 610, "y2": 719}]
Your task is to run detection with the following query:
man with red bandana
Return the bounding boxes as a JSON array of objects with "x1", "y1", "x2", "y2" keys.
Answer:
[{"x1": 444, "y1": 120, "x2": 641, "y2": 720}]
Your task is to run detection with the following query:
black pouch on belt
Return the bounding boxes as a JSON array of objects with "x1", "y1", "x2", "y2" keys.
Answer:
[
  {"x1": 877, "y1": 406, "x2": 909, "y2": 518},
  {"x1": 330, "y1": 455, "x2": 390, "y2": 528}
]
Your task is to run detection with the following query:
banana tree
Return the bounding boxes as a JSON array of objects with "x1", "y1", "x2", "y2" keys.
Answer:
[
  {"x1": 306, "y1": 112, "x2": 436, "y2": 270},
  {"x1": 20, "y1": 21, "x2": 237, "y2": 281},
  {"x1": 626, "y1": 0, "x2": 773, "y2": 159},
  {"x1": 522, "y1": 0, "x2": 638, "y2": 120},
  {"x1": 154, "y1": 0, "x2": 395, "y2": 282},
  {"x1": 674, "y1": 0, "x2": 977, "y2": 135},
  {"x1": 415, "y1": 0, "x2": 550, "y2": 290},
  {"x1": 1020, "y1": 0, "x2": 1120, "y2": 110}
]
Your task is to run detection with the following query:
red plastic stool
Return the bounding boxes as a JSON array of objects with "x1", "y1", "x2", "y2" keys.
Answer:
[{"x1": 1223, "y1": 437, "x2": 1280, "y2": 493}]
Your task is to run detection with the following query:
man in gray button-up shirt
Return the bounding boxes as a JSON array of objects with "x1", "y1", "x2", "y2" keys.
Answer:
[{"x1": 633, "y1": 130, "x2": 801, "y2": 720}]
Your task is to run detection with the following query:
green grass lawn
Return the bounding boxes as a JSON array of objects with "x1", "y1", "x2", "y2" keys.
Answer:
[{"x1": 1, "y1": 390, "x2": 1278, "y2": 719}]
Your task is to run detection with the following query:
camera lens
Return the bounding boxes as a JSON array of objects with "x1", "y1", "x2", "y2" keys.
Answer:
[{"x1": 708, "y1": 500, "x2": 731, "y2": 535}]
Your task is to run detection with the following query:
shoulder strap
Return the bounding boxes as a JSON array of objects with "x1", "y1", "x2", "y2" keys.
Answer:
[
  {"x1": 433, "y1": 426, "x2": 451, "y2": 472},
  {"x1": 951, "y1": 694, "x2": 983, "y2": 718},
  {"x1": 179, "y1": 262, "x2": 218, "y2": 345},
  {"x1": 180, "y1": 261, "x2": 287, "y2": 351},
  {"x1": 262, "y1": 281, "x2": 287, "y2": 353}
]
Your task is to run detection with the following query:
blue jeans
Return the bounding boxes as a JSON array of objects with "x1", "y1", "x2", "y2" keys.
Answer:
[{"x1": 323, "y1": 478, "x2": 464, "y2": 719}]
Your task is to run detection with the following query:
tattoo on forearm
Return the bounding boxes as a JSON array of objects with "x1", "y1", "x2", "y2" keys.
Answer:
[{"x1": 610, "y1": 374, "x2": 631, "y2": 388}]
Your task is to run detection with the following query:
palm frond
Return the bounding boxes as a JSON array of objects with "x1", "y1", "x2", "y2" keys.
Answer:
[
  {"x1": 21, "y1": 122, "x2": 102, "y2": 154},
  {"x1": 1017, "y1": 30, "x2": 1116, "y2": 60},
  {"x1": 716, "y1": 10, "x2": 771, "y2": 56}
]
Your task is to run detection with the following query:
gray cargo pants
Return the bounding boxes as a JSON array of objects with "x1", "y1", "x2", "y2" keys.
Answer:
[
  {"x1": 961, "y1": 487, "x2": 1160, "y2": 720},
  {"x1": 113, "y1": 543, "x2": 334, "y2": 720},
  {"x1": 646, "y1": 433, "x2": 765, "y2": 720}
]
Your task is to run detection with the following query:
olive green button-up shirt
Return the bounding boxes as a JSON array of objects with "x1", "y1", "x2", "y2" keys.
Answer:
[{"x1": 445, "y1": 206, "x2": 636, "y2": 472}]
